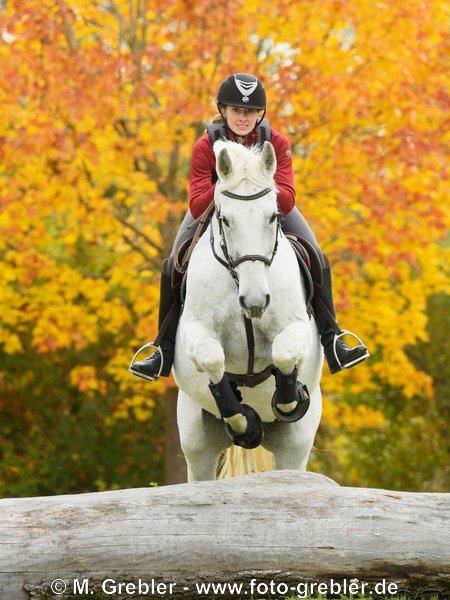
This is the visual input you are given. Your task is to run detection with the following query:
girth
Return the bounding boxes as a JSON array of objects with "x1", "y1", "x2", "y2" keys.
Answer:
[{"x1": 224, "y1": 366, "x2": 273, "y2": 388}]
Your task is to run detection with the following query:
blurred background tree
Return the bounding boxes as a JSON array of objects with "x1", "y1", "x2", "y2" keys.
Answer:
[
  {"x1": 310, "y1": 293, "x2": 449, "y2": 491},
  {"x1": 0, "y1": 0, "x2": 448, "y2": 496}
]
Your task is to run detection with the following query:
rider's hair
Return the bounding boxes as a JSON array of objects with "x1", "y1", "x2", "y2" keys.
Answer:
[{"x1": 212, "y1": 109, "x2": 225, "y2": 124}]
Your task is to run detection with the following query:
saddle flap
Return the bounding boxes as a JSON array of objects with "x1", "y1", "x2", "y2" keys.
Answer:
[
  {"x1": 172, "y1": 204, "x2": 214, "y2": 304},
  {"x1": 171, "y1": 239, "x2": 190, "y2": 305},
  {"x1": 285, "y1": 232, "x2": 323, "y2": 306}
]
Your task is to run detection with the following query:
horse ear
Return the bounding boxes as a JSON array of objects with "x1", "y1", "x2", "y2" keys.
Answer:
[
  {"x1": 260, "y1": 141, "x2": 277, "y2": 177},
  {"x1": 216, "y1": 147, "x2": 234, "y2": 179}
]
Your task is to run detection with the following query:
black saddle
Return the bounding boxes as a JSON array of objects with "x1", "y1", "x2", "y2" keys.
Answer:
[{"x1": 283, "y1": 232, "x2": 323, "y2": 307}]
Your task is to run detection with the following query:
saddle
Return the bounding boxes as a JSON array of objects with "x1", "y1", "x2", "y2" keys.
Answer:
[
  {"x1": 283, "y1": 232, "x2": 323, "y2": 308},
  {"x1": 171, "y1": 204, "x2": 214, "y2": 306}
]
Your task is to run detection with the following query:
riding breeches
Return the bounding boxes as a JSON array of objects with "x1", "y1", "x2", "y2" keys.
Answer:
[
  {"x1": 164, "y1": 206, "x2": 326, "y2": 275},
  {"x1": 279, "y1": 207, "x2": 326, "y2": 268}
]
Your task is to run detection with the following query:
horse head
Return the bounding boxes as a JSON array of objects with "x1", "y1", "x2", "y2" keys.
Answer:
[{"x1": 213, "y1": 141, "x2": 280, "y2": 319}]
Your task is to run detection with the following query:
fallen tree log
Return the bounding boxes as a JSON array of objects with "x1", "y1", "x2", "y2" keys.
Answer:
[{"x1": 1, "y1": 471, "x2": 449, "y2": 599}]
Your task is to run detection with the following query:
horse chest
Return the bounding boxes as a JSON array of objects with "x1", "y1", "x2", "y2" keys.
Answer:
[{"x1": 214, "y1": 311, "x2": 272, "y2": 365}]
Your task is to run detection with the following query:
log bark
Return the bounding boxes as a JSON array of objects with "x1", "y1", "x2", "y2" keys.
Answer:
[{"x1": 1, "y1": 471, "x2": 449, "y2": 599}]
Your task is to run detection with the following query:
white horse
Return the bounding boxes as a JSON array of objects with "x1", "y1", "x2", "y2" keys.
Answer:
[{"x1": 173, "y1": 140, "x2": 323, "y2": 482}]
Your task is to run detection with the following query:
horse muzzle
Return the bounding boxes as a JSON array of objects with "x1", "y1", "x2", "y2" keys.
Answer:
[{"x1": 239, "y1": 294, "x2": 271, "y2": 319}]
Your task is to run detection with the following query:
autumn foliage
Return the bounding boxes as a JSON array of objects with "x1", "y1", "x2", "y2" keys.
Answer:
[{"x1": 0, "y1": 0, "x2": 448, "y2": 494}]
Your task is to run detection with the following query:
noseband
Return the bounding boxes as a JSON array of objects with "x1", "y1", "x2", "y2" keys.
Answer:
[{"x1": 210, "y1": 187, "x2": 281, "y2": 284}]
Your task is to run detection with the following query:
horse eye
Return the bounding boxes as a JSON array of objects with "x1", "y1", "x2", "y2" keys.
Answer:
[
  {"x1": 222, "y1": 216, "x2": 230, "y2": 227},
  {"x1": 269, "y1": 212, "x2": 279, "y2": 224}
]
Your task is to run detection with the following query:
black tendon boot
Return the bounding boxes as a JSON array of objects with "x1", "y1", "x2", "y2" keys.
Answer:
[
  {"x1": 315, "y1": 265, "x2": 369, "y2": 374},
  {"x1": 129, "y1": 271, "x2": 179, "y2": 381}
]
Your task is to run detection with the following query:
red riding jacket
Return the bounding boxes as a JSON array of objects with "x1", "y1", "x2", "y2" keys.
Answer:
[{"x1": 189, "y1": 128, "x2": 296, "y2": 219}]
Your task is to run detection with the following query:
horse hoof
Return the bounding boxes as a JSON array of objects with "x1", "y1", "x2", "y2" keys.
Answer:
[
  {"x1": 224, "y1": 404, "x2": 264, "y2": 449},
  {"x1": 272, "y1": 382, "x2": 310, "y2": 423}
]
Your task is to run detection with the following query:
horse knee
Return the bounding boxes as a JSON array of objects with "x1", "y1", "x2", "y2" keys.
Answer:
[
  {"x1": 188, "y1": 338, "x2": 225, "y2": 382},
  {"x1": 272, "y1": 326, "x2": 312, "y2": 373},
  {"x1": 272, "y1": 340, "x2": 299, "y2": 373}
]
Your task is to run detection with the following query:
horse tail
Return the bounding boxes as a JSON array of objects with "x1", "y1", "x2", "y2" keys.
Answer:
[{"x1": 217, "y1": 446, "x2": 275, "y2": 479}]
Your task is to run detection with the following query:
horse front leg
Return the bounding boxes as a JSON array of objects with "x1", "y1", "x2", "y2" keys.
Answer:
[
  {"x1": 181, "y1": 319, "x2": 264, "y2": 450},
  {"x1": 209, "y1": 375, "x2": 264, "y2": 449},
  {"x1": 271, "y1": 321, "x2": 313, "y2": 422},
  {"x1": 181, "y1": 319, "x2": 225, "y2": 384},
  {"x1": 271, "y1": 320, "x2": 313, "y2": 374}
]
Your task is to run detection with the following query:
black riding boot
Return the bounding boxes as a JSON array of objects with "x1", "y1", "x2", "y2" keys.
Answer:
[
  {"x1": 315, "y1": 264, "x2": 369, "y2": 374},
  {"x1": 129, "y1": 271, "x2": 179, "y2": 381}
]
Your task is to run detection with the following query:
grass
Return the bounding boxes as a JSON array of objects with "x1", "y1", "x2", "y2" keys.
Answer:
[
  {"x1": 37, "y1": 592, "x2": 445, "y2": 599},
  {"x1": 35, "y1": 576, "x2": 446, "y2": 600}
]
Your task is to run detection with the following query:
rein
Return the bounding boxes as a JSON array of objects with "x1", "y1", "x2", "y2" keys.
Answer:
[{"x1": 221, "y1": 188, "x2": 272, "y2": 201}]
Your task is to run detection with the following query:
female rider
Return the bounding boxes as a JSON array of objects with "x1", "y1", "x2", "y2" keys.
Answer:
[{"x1": 130, "y1": 73, "x2": 369, "y2": 381}]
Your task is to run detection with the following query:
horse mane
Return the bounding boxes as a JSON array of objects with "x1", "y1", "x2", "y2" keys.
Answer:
[{"x1": 213, "y1": 140, "x2": 277, "y2": 193}]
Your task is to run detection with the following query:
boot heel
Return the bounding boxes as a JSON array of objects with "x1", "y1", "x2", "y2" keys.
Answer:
[
  {"x1": 129, "y1": 342, "x2": 164, "y2": 381},
  {"x1": 334, "y1": 330, "x2": 369, "y2": 368}
]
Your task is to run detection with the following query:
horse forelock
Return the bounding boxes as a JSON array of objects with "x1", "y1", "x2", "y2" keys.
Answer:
[{"x1": 214, "y1": 140, "x2": 277, "y2": 195}]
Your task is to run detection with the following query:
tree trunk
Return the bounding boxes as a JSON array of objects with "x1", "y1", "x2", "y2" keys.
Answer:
[
  {"x1": 164, "y1": 386, "x2": 187, "y2": 484},
  {"x1": 1, "y1": 471, "x2": 448, "y2": 599},
  {"x1": 160, "y1": 202, "x2": 186, "y2": 485}
]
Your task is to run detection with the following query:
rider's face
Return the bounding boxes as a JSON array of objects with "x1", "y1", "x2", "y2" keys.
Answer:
[{"x1": 223, "y1": 106, "x2": 262, "y2": 137}]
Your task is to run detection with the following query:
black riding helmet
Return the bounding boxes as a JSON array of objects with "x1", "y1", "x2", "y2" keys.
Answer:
[{"x1": 217, "y1": 73, "x2": 266, "y2": 111}]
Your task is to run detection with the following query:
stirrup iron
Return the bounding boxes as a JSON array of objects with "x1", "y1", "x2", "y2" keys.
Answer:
[
  {"x1": 333, "y1": 330, "x2": 370, "y2": 370},
  {"x1": 128, "y1": 342, "x2": 164, "y2": 381}
]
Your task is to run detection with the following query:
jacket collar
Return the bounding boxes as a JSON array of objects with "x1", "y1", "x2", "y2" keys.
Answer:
[{"x1": 227, "y1": 127, "x2": 259, "y2": 147}]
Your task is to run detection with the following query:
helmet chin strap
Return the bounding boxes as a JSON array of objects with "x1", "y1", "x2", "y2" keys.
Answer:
[{"x1": 254, "y1": 109, "x2": 266, "y2": 128}]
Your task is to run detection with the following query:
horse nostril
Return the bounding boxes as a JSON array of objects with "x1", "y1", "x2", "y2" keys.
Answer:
[
  {"x1": 239, "y1": 296, "x2": 248, "y2": 311},
  {"x1": 239, "y1": 295, "x2": 271, "y2": 318}
]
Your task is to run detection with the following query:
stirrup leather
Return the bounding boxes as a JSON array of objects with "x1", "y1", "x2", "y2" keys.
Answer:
[
  {"x1": 333, "y1": 330, "x2": 370, "y2": 370},
  {"x1": 128, "y1": 342, "x2": 164, "y2": 381}
]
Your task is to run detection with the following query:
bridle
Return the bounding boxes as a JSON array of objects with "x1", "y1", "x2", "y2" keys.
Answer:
[
  {"x1": 209, "y1": 187, "x2": 281, "y2": 284},
  {"x1": 209, "y1": 185, "x2": 281, "y2": 386}
]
